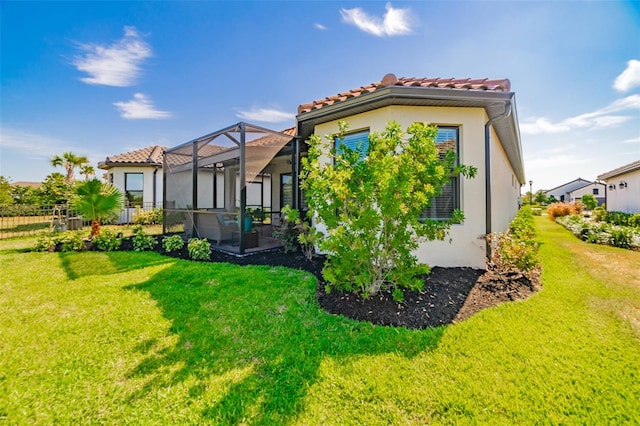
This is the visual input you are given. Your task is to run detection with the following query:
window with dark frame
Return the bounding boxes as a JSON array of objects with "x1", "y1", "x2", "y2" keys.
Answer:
[
  {"x1": 421, "y1": 127, "x2": 461, "y2": 221},
  {"x1": 280, "y1": 173, "x2": 293, "y2": 210},
  {"x1": 593, "y1": 188, "x2": 599, "y2": 195},
  {"x1": 125, "y1": 173, "x2": 144, "y2": 207}
]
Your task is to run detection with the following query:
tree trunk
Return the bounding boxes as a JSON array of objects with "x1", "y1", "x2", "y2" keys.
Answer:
[{"x1": 90, "y1": 219, "x2": 100, "y2": 238}]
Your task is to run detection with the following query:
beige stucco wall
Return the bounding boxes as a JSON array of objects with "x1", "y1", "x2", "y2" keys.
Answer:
[
  {"x1": 569, "y1": 183, "x2": 605, "y2": 204},
  {"x1": 312, "y1": 105, "x2": 494, "y2": 269},
  {"x1": 605, "y1": 169, "x2": 640, "y2": 213}
]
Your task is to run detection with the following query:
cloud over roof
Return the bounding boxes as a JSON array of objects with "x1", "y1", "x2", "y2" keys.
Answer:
[{"x1": 340, "y1": 3, "x2": 413, "y2": 37}]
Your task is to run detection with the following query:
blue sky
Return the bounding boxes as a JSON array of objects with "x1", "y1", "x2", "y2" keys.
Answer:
[{"x1": 1, "y1": 1, "x2": 639, "y2": 193}]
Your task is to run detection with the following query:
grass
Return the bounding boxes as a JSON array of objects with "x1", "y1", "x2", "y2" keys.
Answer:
[{"x1": 1, "y1": 218, "x2": 639, "y2": 424}]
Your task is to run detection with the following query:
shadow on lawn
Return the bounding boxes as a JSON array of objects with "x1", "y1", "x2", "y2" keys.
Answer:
[{"x1": 121, "y1": 257, "x2": 445, "y2": 424}]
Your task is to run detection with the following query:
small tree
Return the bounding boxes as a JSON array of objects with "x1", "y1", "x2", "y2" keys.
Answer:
[
  {"x1": 581, "y1": 194, "x2": 597, "y2": 210},
  {"x1": 300, "y1": 121, "x2": 477, "y2": 297},
  {"x1": 72, "y1": 179, "x2": 124, "y2": 238},
  {"x1": 51, "y1": 152, "x2": 89, "y2": 186},
  {"x1": 37, "y1": 173, "x2": 71, "y2": 205},
  {"x1": 534, "y1": 190, "x2": 548, "y2": 205},
  {"x1": 0, "y1": 176, "x2": 13, "y2": 205}
]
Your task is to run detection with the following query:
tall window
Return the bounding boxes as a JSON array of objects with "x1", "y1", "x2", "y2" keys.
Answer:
[
  {"x1": 125, "y1": 173, "x2": 144, "y2": 207},
  {"x1": 335, "y1": 129, "x2": 370, "y2": 161},
  {"x1": 280, "y1": 173, "x2": 292, "y2": 210},
  {"x1": 422, "y1": 127, "x2": 460, "y2": 220}
]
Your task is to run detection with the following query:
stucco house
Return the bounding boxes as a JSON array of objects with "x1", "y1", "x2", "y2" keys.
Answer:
[
  {"x1": 544, "y1": 178, "x2": 595, "y2": 203},
  {"x1": 98, "y1": 145, "x2": 166, "y2": 223},
  {"x1": 294, "y1": 73, "x2": 524, "y2": 269},
  {"x1": 597, "y1": 160, "x2": 640, "y2": 213},
  {"x1": 566, "y1": 181, "x2": 605, "y2": 206}
]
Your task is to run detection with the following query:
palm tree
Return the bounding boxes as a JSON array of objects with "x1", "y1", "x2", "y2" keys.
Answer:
[
  {"x1": 79, "y1": 164, "x2": 96, "y2": 181},
  {"x1": 72, "y1": 179, "x2": 124, "y2": 238},
  {"x1": 51, "y1": 152, "x2": 89, "y2": 186}
]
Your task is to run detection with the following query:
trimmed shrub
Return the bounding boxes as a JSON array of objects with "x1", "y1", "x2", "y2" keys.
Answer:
[
  {"x1": 188, "y1": 238, "x2": 211, "y2": 261},
  {"x1": 133, "y1": 207, "x2": 163, "y2": 225},
  {"x1": 162, "y1": 235, "x2": 184, "y2": 253},
  {"x1": 488, "y1": 206, "x2": 540, "y2": 275},
  {"x1": 93, "y1": 230, "x2": 123, "y2": 251},
  {"x1": 131, "y1": 226, "x2": 157, "y2": 251}
]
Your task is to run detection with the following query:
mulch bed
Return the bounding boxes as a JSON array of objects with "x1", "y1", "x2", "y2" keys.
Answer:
[{"x1": 119, "y1": 237, "x2": 541, "y2": 329}]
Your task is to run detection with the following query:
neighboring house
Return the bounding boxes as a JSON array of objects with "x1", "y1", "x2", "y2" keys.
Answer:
[
  {"x1": 296, "y1": 73, "x2": 525, "y2": 269},
  {"x1": 566, "y1": 182, "x2": 605, "y2": 206},
  {"x1": 597, "y1": 160, "x2": 640, "y2": 213},
  {"x1": 545, "y1": 178, "x2": 593, "y2": 203},
  {"x1": 98, "y1": 146, "x2": 166, "y2": 223}
]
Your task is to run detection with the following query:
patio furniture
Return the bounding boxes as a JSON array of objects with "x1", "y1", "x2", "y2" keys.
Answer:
[{"x1": 194, "y1": 211, "x2": 237, "y2": 245}]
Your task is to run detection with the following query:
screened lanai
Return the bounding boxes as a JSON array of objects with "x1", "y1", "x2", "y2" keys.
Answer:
[{"x1": 163, "y1": 122, "x2": 299, "y2": 254}]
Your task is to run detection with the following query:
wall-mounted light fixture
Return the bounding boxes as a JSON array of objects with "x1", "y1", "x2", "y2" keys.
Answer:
[
  {"x1": 609, "y1": 184, "x2": 616, "y2": 190},
  {"x1": 619, "y1": 181, "x2": 627, "y2": 189}
]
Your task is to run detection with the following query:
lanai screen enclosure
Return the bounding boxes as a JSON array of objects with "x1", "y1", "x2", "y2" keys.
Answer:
[{"x1": 163, "y1": 122, "x2": 298, "y2": 254}]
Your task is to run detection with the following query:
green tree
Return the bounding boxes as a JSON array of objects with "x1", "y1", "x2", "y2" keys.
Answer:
[
  {"x1": 300, "y1": 121, "x2": 477, "y2": 297},
  {"x1": 72, "y1": 179, "x2": 124, "y2": 238},
  {"x1": 51, "y1": 152, "x2": 89, "y2": 186},
  {"x1": 37, "y1": 173, "x2": 71, "y2": 205},
  {"x1": 79, "y1": 164, "x2": 96, "y2": 181},
  {"x1": 534, "y1": 190, "x2": 548, "y2": 205},
  {"x1": 0, "y1": 176, "x2": 13, "y2": 205},
  {"x1": 581, "y1": 193, "x2": 597, "y2": 210},
  {"x1": 11, "y1": 185, "x2": 38, "y2": 204}
]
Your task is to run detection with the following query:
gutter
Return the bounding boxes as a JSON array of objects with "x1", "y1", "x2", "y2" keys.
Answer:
[
  {"x1": 484, "y1": 100, "x2": 512, "y2": 257},
  {"x1": 153, "y1": 167, "x2": 159, "y2": 207}
]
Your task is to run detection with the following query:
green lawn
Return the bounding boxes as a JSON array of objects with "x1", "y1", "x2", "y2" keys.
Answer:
[{"x1": 1, "y1": 218, "x2": 639, "y2": 424}]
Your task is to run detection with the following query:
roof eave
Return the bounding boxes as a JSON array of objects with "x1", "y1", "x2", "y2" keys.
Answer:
[
  {"x1": 597, "y1": 161, "x2": 640, "y2": 180},
  {"x1": 296, "y1": 85, "x2": 525, "y2": 183}
]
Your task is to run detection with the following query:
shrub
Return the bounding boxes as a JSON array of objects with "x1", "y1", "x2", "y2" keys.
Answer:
[
  {"x1": 610, "y1": 228, "x2": 632, "y2": 249},
  {"x1": 133, "y1": 207, "x2": 163, "y2": 225},
  {"x1": 34, "y1": 231, "x2": 85, "y2": 252},
  {"x1": 593, "y1": 205, "x2": 607, "y2": 222},
  {"x1": 93, "y1": 229, "x2": 123, "y2": 251},
  {"x1": 188, "y1": 238, "x2": 211, "y2": 260},
  {"x1": 580, "y1": 194, "x2": 597, "y2": 210},
  {"x1": 271, "y1": 206, "x2": 301, "y2": 253},
  {"x1": 300, "y1": 121, "x2": 476, "y2": 297},
  {"x1": 547, "y1": 202, "x2": 582, "y2": 221},
  {"x1": 488, "y1": 206, "x2": 539, "y2": 275},
  {"x1": 162, "y1": 235, "x2": 184, "y2": 253},
  {"x1": 131, "y1": 226, "x2": 157, "y2": 251}
]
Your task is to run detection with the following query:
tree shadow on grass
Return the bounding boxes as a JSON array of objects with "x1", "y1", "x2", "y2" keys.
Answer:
[
  {"x1": 58, "y1": 251, "x2": 174, "y2": 280},
  {"x1": 123, "y1": 259, "x2": 445, "y2": 424}
]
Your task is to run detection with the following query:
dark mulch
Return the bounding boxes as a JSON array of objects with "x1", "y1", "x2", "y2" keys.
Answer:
[{"x1": 117, "y1": 237, "x2": 541, "y2": 329}]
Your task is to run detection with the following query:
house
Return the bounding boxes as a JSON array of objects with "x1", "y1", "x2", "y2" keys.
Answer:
[
  {"x1": 566, "y1": 182, "x2": 605, "y2": 206},
  {"x1": 597, "y1": 160, "x2": 640, "y2": 213},
  {"x1": 295, "y1": 73, "x2": 525, "y2": 269},
  {"x1": 98, "y1": 146, "x2": 166, "y2": 223},
  {"x1": 544, "y1": 178, "x2": 594, "y2": 203}
]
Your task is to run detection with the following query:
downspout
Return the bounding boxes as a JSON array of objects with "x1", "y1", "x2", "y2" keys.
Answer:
[
  {"x1": 153, "y1": 167, "x2": 159, "y2": 208},
  {"x1": 484, "y1": 100, "x2": 512, "y2": 257}
]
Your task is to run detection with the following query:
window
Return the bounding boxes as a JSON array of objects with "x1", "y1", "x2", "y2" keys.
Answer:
[
  {"x1": 593, "y1": 188, "x2": 599, "y2": 195},
  {"x1": 421, "y1": 127, "x2": 461, "y2": 220},
  {"x1": 335, "y1": 130, "x2": 369, "y2": 161},
  {"x1": 280, "y1": 173, "x2": 292, "y2": 210},
  {"x1": 125, "y1": 173, "x2": 144, "y2": 207}
]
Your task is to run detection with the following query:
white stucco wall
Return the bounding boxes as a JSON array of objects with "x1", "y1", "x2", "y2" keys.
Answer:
[
  {"x1": 604, "y1": 169, "x2": 640, "y2": 213},
  {"x1": 490, "y1": 126, "x2": 522, "y2": 232},
  {"x1": 545, "y1": 179, "x2": 591, "y2": 202},
  {"x1": 312, "y1": 105, "x2": 500, "y2": 269},
  {"x1": 568, "y1": 183, "x2": 605, "y2": 205},
  {"x1": 109, "y1": 166, "x2": 163, "y2": 223}
]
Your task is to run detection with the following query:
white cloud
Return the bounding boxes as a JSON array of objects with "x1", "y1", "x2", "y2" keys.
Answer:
[
  {"x1": 314, "y1": 23, "x2": 327, "y2": 30},
  {"x1": 73, "y1": 26, "x2": 152, "y2": 87},
  {"x1": 0, "y1": 126, "x2": 76, "y2": 158},
  {"x1": 520, "y1": 95, "x2": 640, "y2": 135},
  {"x1": 613, "y1": 59, "x2": 640, "y2": 92},
  {"x1": 236, "y1": 107, "x2": 295, "y2": 123},
  {"x1": 340, "y1": 2, "x2": 413, "y2": 37},
  {"x1": 113, "y1": 93, "x2": 171, "y2": 119},
  {"x1": 622, "y1": 136, "x2": 640, "y2": 144}
]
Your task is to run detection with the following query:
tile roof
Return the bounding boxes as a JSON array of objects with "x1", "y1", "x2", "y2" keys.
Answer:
[
  {"x1": 104, "y1": 145, "x2": 167, "y2": 165},
  {"x1": 298, "y1": 73, "x2": 511, "y2": 114}
]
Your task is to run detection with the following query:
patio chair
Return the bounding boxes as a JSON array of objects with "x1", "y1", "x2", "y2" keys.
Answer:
[{"x1": 194, "y1": 212, "x2": 237, "y2": 245}]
